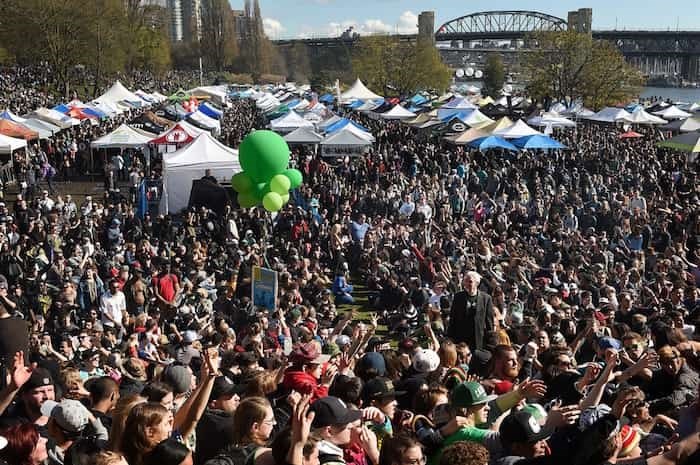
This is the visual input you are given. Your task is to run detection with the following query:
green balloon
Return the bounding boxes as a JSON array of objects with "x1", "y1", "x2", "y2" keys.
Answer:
[
  {"x1": 231, "y1": 172, "x2": 253, "y2": 193},
  {"x1": 237, "y1": 192, "x2": 258, "y2": 208},
  {"x1": 280, "y1": 193, "x2": 290, "y2": 205},
  {"x1": 239, "y1": 130, "x2": 291, "y2": 183},
  {"x1": 283, "y1": 168, "x2": 303, "y2": 189},
  {"x1": 262, "y1": 192, "x2": 284, "y2": 212},
  {"x1": 269, "y1": 174, "x2": 291, "y2": 194},
  {"x1": 254, "y1": 182, "x2": 270, "y2": 199}
]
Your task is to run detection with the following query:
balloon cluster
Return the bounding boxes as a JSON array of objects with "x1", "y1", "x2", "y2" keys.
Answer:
[
  {"x1": 182, "y1": 96, "x2": 199, "y2": 113},
  {"x1": 231, "y1": 130, "x2": 303, "y2": 212}
]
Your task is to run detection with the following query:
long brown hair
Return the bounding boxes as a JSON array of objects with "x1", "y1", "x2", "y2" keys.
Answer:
[
  {"x1": 108, "y1": 394, "x2": 146, "y2": 452},
  {"x1": 121, "y1": 402, "x2": 169, "y2": 465},
  {"x1": 232, "y1": 396, "x2": 271, "y2": 446}
]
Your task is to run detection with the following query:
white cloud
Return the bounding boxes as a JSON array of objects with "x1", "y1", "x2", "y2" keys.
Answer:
[
  {"x1": 307, "y1": 10, "x2": 419, "y2": 38},
  {"x1": 397, "y1": 11, "x2": 418, "y2": 34},
  {"x1": 263, "y1": 18, "x2": 286, "y2": 39}
]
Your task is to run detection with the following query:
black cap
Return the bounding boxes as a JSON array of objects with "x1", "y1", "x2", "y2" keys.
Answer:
[
  {"x1": 499, "y1": 411, "x2": 553, "y2": 445},
  {"x1": 361, "y1": 377, "x2": 406, "y2": 403},
  {"x1": 20, "y1": 368, "x2": 54, "y2": 392},
  {"x1": 309, "y1": 396, "x2": 363, "y2": 428},
  {"x1": 210, "y1": 375, "x2": 243, "y2": 401}
]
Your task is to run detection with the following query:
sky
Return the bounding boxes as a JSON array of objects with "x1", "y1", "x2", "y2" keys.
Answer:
[{"x1": 227, "y1": 0, "x2": 700, "y2": 40}]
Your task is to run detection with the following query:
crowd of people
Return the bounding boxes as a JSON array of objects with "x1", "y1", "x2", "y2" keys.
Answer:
[{"x1": 0, "y1": 66, "x2": 699, "y2": 465}]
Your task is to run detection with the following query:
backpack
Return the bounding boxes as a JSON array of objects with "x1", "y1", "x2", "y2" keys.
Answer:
[{"x1": 204, "y1": 443, "x2": 260, "y2": 465}]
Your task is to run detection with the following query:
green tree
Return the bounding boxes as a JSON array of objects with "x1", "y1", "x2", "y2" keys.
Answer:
[
  {"x1": 523, "y1": 30, "x2": 643, "y2": 109},
  {"x1": 200, "y1": 0, "x2": 238, "y2": 71},
  {"x1": 351, "y1": 36, "x2": 450, "y2": 96},
  {"x1": 481, "y1": 54, "x2": 505, "y2": 98}
]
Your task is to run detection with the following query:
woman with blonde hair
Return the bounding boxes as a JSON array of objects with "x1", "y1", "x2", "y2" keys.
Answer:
[
  {"x1": 122, "y1": 402, "x2": 174, "y2": 465},
  {"x1": 211, "y1": 396, "x2": 276, "y2": 465}
]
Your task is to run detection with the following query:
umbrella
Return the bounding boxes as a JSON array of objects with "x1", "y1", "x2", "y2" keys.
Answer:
[
  {"x1": 468, "y1": 136, "x2": 519, "y2": 151},
  {"x1": 657, "y1": 132, "x2": 700, "y2": 152},
  {"x1": 619, "y1": 130, "x2": 643, "y2": 139},
  {"x1": 512, "y1": 134, "x2": 567, "y2": 150}
]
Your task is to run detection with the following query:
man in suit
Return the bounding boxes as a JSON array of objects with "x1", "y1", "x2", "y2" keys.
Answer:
[{"x1": 447, "y1": 271, "x2": 494, "y2": 351}]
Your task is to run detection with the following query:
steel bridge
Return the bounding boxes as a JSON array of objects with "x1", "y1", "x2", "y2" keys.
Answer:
[{"x1": 274, "y1": 10, "x2": 700, "y2": 81}]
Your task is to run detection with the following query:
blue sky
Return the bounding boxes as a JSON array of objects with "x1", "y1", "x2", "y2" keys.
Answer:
[{"x1": 228, "y1": 0, "x2": 700, "y2": 39}]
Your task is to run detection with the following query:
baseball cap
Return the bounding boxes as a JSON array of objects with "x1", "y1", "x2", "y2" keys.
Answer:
[
  {"x1": 451, "y1": 381, "x2": 497, "y2": 408},
  {"x1": 41, "y1": 399, "x2": 90, "y2": 434},
  {"x1": 412, "y1": 349, "x2": 440, "y2": 374},
  {"x1": 309, "y1": 396, "x2": 363, "y2": 428},
  {"x1": 597, "y1": 336, "x2": 621, "y2": 351},
  {"x1": 290, "y1": 342, "x2": 331, "y2": 365},
  {"x1": 21, "y1": 368, "x2": 54, "y2": 392},
  {"x1": 210, "y1": 375, "x2": 243, "y2": 401},
  {"x1": 499, "y1": 410, "x2": 553, "y2": 445},
  {"x1": 356, "y1": 352, "x2": 387, "y2": 378},
  {"x1": 335, "y1": 335, "x2": 351, "y2": 347},
  {"x1": 182, "y1": 330, "x2": 200, "y2": 344},
  {"x1": 361, "y1": 377, "x2": 406, "y2": 403},
  {"x1": 163, "y1": 365, "x2": 192, "y2": 395}
]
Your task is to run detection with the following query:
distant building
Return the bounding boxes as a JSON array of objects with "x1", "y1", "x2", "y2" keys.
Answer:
[
  {"x1": 182, "y1": 0, "x2": 202, "y2": 42},
  {"x1": 167, "y1": 0, "x2": 184, "y2": 41},
  {"x1": 568, "y1": 8, "x2": 593, "y2": 34}
]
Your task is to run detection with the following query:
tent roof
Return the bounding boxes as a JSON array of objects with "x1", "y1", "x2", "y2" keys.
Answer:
[
  {"x1": 98, "y1": 81, "x2": 146, "y2": 106},
  {"x1": 91, "y1": 124, "x2": 154, "y2": 149},
  {"x1": 164, "y1": 133, "x2": 240, "y2": 169},
  {"x1": 0, "y1": 110, "x2": 26, "y2": 123},
  {"x1": 445, "y1": 127, "x2": 491, "y2": 145},
  {"x1": 150, "y1": 122, "x2": 205, "y2": 145},
  {"x1": 321, "y1": 128, "x2": 373, "y2": 146},
  {"x1": 341, "y1": 79, "x2": 382, "y2": 101},
  {"x1": 283, "y1": 126, "x2": 324, "y2": 144},
  {"x1": 492, "y1": 119, "x2": 542, "y2": 139},
  {"x1": 441, "y1": 97, "x2": 477, "y2": 110},
  {"x1": 461, "y1": 109, "x2": 494, "y2": 127},
  {"x1": 30, "y1": 108, "x2": 79, "y2": 128},
  {"x1": 0, "y1": 133, "x2": 27, "y2": 154},
  {"x1": 270, "y1": 111, "x2": 314, "y2": 131},
  {"x1": 469, "y1": 135, "x2": 518, "y2": 151},
  {"x1": 585, "y1": 107, "x2": 632, "y2": 122},
  {"x1": 19, "y1": 119, "x2": 55, "y2": 139},
  {"x1": 653, "y1": 105, "x2": 692, "y2": 119},
  {"x1": 527, "y1": 111, "x2": 577, "y2": 128},
  {"x1": 188, "y1": 111, "x2": 220, "y2": 131},
  {"x1": 621, "y1": 108, "x2": 667, "y2": 125},
  {"x1": 0, "y1": 119, "x2": 39, "y2": 140},
  {"x1": 657, "y1": 132, "x2": 700, "y2": 152},
  {"x1": 512, "y1": 134, "x2": 566, "y2": 150},
  {"x1": 381, "y1": 105, "x2": 416, "y2": 120}
]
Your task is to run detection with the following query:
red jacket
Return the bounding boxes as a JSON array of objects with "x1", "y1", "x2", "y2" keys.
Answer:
[{"x1": 282, "y1": 369, "x2": 328, "y2": 402}]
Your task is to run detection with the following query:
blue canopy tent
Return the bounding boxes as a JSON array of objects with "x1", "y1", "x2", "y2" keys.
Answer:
[
  {"x1": 348, "y1": 100, "x2": 364, "y2": 110},
  {"x1": 439, "y1": 109, "x2": 475, "y2": 123},
  {"x1": 410, "y1": 94, "x2": 428, "y2": 105},
  {"x1": 512, "y1": 134, "x2": 566, "y2": 150},
  {"x1": 53, "y1": 104, "x2": 71, "y2": 113},
  {"x1": 468, "y1": 136, "x2": 519, "y2": 152},
  {"x1": 199, "y1": 102, "x2": 222, "y2": 120},
  {"x1": 82, "y1": 107, "x2": 107, "y2": 119},
  {"x1": 325, "y1": 118, "x2": 371, "y2": 134},
  {"x1": 319, "y1": 94, "x2": 335, "y2": 103}
]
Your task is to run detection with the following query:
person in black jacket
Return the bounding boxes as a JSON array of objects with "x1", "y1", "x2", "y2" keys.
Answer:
[{"x1": 446, "y1": 271, "x2": 494, "y2": 351}]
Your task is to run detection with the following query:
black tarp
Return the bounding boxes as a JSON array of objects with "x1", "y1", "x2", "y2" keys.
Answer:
[{"x1": 187, "y1": 179, "x2": 233, "y2": 216}]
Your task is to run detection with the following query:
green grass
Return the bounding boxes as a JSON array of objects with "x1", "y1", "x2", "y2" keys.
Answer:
[{"x1": 337, "y1": 280, "x2": 389, "y2": 337}]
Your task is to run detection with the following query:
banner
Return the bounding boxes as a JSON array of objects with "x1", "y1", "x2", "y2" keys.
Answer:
[{"x1": 252, "y1": 266, "x2": 278, "y2": 311}]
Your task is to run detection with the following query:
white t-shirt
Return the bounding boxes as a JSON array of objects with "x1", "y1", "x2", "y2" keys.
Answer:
[{"x1": 100, "y1": 291, "x2": 126, "y2": 327}]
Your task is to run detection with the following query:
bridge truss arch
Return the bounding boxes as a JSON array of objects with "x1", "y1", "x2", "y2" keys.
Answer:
[{"x1": 435, "y1": 11, "x2": 568, "y2": 41}]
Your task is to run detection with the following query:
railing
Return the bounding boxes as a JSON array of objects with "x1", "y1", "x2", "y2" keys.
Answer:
[{"x1": 0, "y1": 162, "x2": 15, "y2": 185}]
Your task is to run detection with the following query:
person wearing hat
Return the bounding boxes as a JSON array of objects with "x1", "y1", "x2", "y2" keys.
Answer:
[
  {"x1": 0, "y1": 366, "x2": 56, "y2": 428},
  {"x1": 41, "y1": 398, "x2": 108, "y2": 464},
  {"x1": 78, "y1": 348, "x2": 105, "y2": 380},
  {"x1": 497, "y1": 410, "x2": 553, "y2": 464},
  {"x1": 428, "y1": 381, "x2": 500, "y2": 465},
  {"x1": 119, "y1": 358, "x2": 147, "y2": 397},
  {"x1": 361, "y1": 378, "x2": 406, "y2": 447},
  {"x1": 282, "y1": 343, "x2": 336, "y2": 402},
  {"x1": 195, "y1": 375, "x2": 243, "y2": 465},
  {"x1": 310, "y1": 396, "x2": 375, "y2": 465}
]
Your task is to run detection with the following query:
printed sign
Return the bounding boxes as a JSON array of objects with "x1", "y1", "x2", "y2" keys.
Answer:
[{"x1": 252, "y1": 266, "x2": 278, "y2": 311}]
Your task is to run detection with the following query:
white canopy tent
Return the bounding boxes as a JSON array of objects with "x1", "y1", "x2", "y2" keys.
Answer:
[
  {"x1": 321, "y1": 128, "x2": 372, "y2": 157},
  {"x1": 90, "y1": 124, "x2": 154, "y2": 149},
  {"x1": 340, "y1": 79, "x2": 382, "y2": 102},
  {"x1": 187, "y1": 111, "x2": 221, "y2": 134},
  {"x1": 653, "y1": 105, "x2": 692, "y2": 120},
  {"x1": 381, "y1": 106, "x2": 417, "y2": 120},
  {"x1": 284, "y1": 126, "x2": 324, "y2": 145},
  {"x1": 20, "y1": 119, "x2": 56, "y2": 139},
  {"x1": 527, "y1": 111, "x2": 577, "y2": 128},
  {"x1": 0, "y1": 133, "x2": 27, "y2": 154},
  {"x1": 270, "y1": 111, "x2": 314, "y2": 133},
  {"x1": 492, "y1": 119, "x2": 543, "y2": 138},
  {"x1": 30, "y1": 108, "x2": 80, "y2": 129},
  {"x1": 190, "y1": 86, "x2": 229, "y2": 106},
  {"x1": 461, "y1": 109, "x2": 494, "y2": 127},
  {"x1": 161, "y1": 133, "x2": 240, "y2": 214},
  {"x1": 97, "y1": 81, "x2": 148, "y2": 107},
  {"x1": 585, "y1": 107, "x2": 632, "y2": 123},
  {"x1": 621, "y1": 108, "x2": 668, "y2": 125}
]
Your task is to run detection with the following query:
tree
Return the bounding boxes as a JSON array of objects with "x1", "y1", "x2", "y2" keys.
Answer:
[
  {"x1": 351, "y1": 36, "x2": 450, "y2": 96},
  {"x1": 481, "y1": 54, "x2": 505, "y2": 98},
  {"x1": 523, "y1": 30, "x2": 643, "y2": 109},
  {"x1": 200, "y1": 0, "x2": 238, "y2": 71}
]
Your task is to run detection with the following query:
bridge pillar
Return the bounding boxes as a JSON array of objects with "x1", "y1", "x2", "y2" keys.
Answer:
[
  {"x1": 567, "y1": 8, "x2": 593, "y2": 34},
  {"x1": 418, "y1": 11, "x2": 435, "y2": 45},
  {"x1": 683, "y1": 55, "x2": 700, "y2": 82}
]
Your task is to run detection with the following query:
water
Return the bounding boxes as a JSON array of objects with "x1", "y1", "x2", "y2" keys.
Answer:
[{"x1": 639, "y1": 87, "x2": 700, "y2": 103}]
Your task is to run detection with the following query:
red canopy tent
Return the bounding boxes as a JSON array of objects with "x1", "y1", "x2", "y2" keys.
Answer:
[
  {"x1": 149, "y1": 123, "x2": 199, "y2": 146},
  {"x1": 619, "y1": 130, "x2": 643, "y2": 139},
  {"x1": 0, "y1": 119, "x2": 39, "y2": 140}
]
